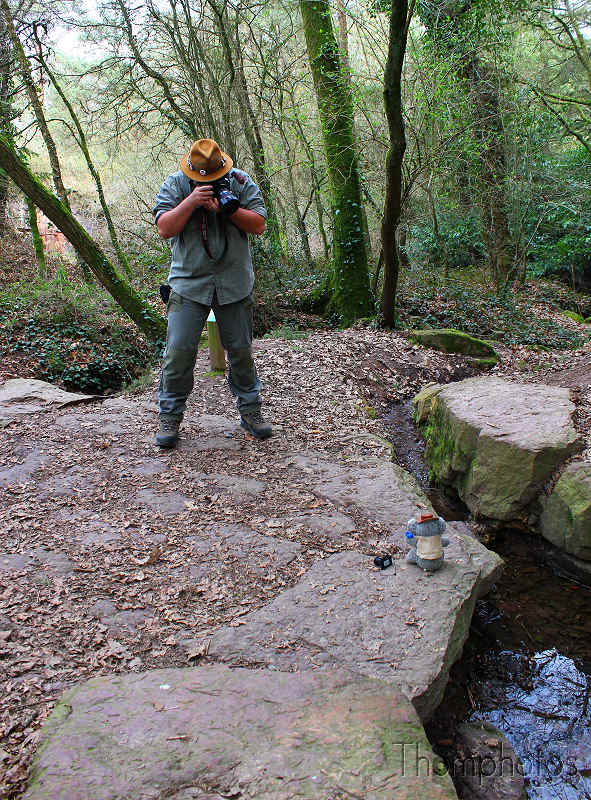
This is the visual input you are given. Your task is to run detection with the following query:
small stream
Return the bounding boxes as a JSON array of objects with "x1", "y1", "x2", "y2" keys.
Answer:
[{"x1": 383, "y1": 402, "x2": 591, "y2": 800}]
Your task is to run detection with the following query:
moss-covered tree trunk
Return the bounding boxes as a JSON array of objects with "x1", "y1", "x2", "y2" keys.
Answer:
[
  {"x1": 381, "y1": 0, "x2": 412, "y2": 327},
  {"x1": 0, "y1": 0, "x2": 69, "y2": 211},
  {"x1": 0, "y1": 17, "x2": 9, "y2": 234},
  {"x1": 0, "y1": 135, "x2": 166, "y2": 342},
  {"x1": 468, "y1": 57, "x2": 512, "y2": 290},
  {"x1": 299, "y1": 0, "x2": 372, "y2": 324},
  {"x1": 26, "y1": 198, "x2": 46, "y2": 278}
]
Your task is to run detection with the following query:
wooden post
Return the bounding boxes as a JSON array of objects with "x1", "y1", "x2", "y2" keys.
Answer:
[{"x1": 207, "y1": 309, "x2": 225, "y2": 371}]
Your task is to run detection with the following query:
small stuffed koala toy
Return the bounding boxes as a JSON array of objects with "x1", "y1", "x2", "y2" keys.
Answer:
[{"x1": 405, "y1": 512, "x2": 449, "y2": 571}]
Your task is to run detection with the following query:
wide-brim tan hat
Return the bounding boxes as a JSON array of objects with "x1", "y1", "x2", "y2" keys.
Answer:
[{"x1": 180, "y1": 138, "x2": 233, "y2": 182}]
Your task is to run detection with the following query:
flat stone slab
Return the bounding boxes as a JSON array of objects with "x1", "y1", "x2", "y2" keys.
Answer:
[
  {"x1": 192, "y1": 472, "x2": 266, "y2": 496},
  {"x1": 292, "y1": 510, "x2": 357, "y2": 537},
  {"x1": 182, "y1": 435, "x2": 241, "y2": 453},
  {"x1": 0, "y1": 451, "x2": 46, "y2": 487},
  {"x1": 0, "y1": 550, "x2": 73, "y2": 576},
  {"x1": 187, "y1": 524, "x2": 302, "y2": 581},
  {"x1": 130, "y1": 458, "x2": 169, "y2": 476},
  {"x1": 33, "y1": 549, "x2": 73, "y2": 576},
  {"x1": 0, "y1": 552, "x2": 34, "y2": 574},
  {"x1": 209, "y1": 535, "x2": 502, "y2": 721},
  {"x1": 88, "y1": 600, "x2": 153, "y2": 634},
  {"x1": 24, "y1": 665, "x2": 457, "y2": 800},
  {"x1": 0, "y1": 379, "x2": 98, "y2": 424},
  {"x1": 37, "y1": 466, "x2": 98, "y2": 499},
  {"x1": 195, "y1": 413, "x2": 241, "y2": 435},
  {"x1": 135, "y1": 489, "x2": 192, "y2": 515},
  {"x1": 291, "y1": 454, "x2": 428, "y2": 529},
  {"x1": 421, "y1": 377, "x2": 582, "y2": 521}
]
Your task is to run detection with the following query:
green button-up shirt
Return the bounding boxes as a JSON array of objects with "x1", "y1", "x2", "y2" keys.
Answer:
[{"x1": 153, "y1": 169, "x2": 266, "y2": 305}]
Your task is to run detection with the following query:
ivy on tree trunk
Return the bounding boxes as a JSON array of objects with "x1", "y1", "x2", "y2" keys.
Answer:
[
  {"x1": 299, "y1": 0, "x2": 372, "y2": 325},
  {"x1": 0, "y1": 135, "x2": 166, "y2": 342}
]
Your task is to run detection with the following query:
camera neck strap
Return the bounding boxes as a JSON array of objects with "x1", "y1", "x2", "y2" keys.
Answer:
[
  {"x1": 188, "y1": 179, "x2": 229, "y2": 261},
  {"x1": 198, "y1": 208, "x2": 228, "y2": 262}
]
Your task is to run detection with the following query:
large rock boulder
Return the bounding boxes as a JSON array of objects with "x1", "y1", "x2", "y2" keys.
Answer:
[
  {"x1": 25, "y1": 665, "x2": 457, "y2": 800},
  {"x1": 422, "y1": 377, "x2": 582, "y2": 521},
  {"x1": 540, "y1": 461, "x2": 591, "y2": 561},
  {"x1": 410, "y1": 329, "x2": 498, "y2": 360}
]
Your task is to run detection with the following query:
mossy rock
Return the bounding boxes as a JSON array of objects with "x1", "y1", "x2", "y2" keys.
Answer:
[
  {"x1": 423, "y1": 377, "x2": 582, "y2": 521},
  {"x1": 410, "y1": 328, "x2": 497, "y2": 358},
  {"x1": 467, "y1": 355, "x2": 498, "y2": 369},
  {"x1": 563, "y1": 310, "x2": 585, "y2": 324},
  {"x1": 540, "y1": 461, "x2": 591, "y2": 561},
  {"x1": 412, "y1": 383, "x2": 443, "y2": 424}
]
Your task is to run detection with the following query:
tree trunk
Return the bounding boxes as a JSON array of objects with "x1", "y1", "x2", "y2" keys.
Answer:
[
  {"x1": 424, "y1": 176, "x2": 447, "y2": 275},
  {"x1": 0, "y1": 169, "x2": 6, "y2": 231},
  {"x1": 381, "y1": 0, "x2": 412, "y2": 327},
  {"x1": 336, "y1": 0, "x2": 372, "y2": 265},
  {"x1": 468, "y1": 57, "x2": 511, "y2": 289},
  {"x1": 398, "y1": 226, "x2": 410, "y2": 267},
  {"x1": 299, "y1": 0, "x2": 372, "y2": 324},
  {"x1": 34, "y1": 30, "x2": 133, "y2": 278},
  {"x1": 336, "y1": 0, "x2": 351, "y2": 77},
  {"x1": 421, "y1": 2, "x2": 512, "y2": 289},
  {"x1": 0, "y1": 135, "x2": 166, "y2": 342},
  {"x1": 26, "y1": 198, "x2": 46, "y2": 278},
  {"x1": 208, "y1": 0, "x2": 285, "y2": 267},
  {"x1": 0, "y1": 17, "x2": 8, "y2": 233},
  {"x1": 288, "y1": 164, "x2": 313, "y2": 268},
  {"x1": 1, "y1": 0, "x2": 70, "y2": 211}
]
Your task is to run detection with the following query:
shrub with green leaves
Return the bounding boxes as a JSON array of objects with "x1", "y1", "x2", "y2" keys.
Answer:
[
  {"x1": 399, "y1": 272, "x2": 586, "y2": 350},
  {"x1": 0, "y1": 280, "x2": 160, "y2": 393},
  {"x1": 409, "y1": 212, "x2": 485, "y2": 270},
  {"x1": 526, "y1": 148, "x2": 591, "y2": 288}
]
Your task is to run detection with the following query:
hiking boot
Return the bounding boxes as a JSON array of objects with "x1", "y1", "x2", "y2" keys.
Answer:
[
  {"x1": 156, "y1": 417, "x2": 180, "y2": 448},
  {"x1": 240, "y1": 408, "x2": 273, "y2": 440}
]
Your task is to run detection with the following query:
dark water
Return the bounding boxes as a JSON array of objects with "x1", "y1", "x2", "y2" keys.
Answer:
[
  {"x1": 383, "y1": 402, "x2": 591, "y2": 799},
  {"x1": 427, "y1": 531, "x2": 591, "y2": 800}
]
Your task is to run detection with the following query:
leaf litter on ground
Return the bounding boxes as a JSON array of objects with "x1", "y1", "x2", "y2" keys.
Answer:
[{"x1": 1, "y1": 322, "x2": 591, "y2": 798}]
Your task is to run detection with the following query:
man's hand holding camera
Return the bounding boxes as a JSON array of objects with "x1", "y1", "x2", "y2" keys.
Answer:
[
  {"x1": 191, "y1": 184, "x2": 219, "y2": 213},
  {"x1": 157, "y1": 150, "x2": 266, "y2": 239}
]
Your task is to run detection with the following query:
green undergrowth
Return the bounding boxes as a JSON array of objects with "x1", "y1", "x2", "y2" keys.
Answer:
[
  {"x1": 263, "y1": 324, "x2": 309, "y2": 340},
  {"x1": 0, "y1": 278, "x2": 160, "y2": 394},
  {"x1": 399, "y1": 269, "x2": 588, "y2": 350}
]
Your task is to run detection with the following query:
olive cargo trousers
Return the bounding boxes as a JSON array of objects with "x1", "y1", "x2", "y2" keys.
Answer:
[{"x1": 158, "y1": 291, "x2": 262, "y2": 421}]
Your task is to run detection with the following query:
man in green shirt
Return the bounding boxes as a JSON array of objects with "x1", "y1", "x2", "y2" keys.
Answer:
[{"x1": 153, "y1": 139, "x2": 272, "y2": 448}]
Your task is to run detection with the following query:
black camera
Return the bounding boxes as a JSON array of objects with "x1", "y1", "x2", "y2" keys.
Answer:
[{"x1": 210, "y1": 175, "x2": 239, "y2": 215}]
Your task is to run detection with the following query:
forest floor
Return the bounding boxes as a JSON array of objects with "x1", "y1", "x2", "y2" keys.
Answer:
[
  {"x1": 2, "y1": 321, "x2": 591, "y2": 797},
  {"x1": 2, "y1": 230, "x2": 591, "y2": 795}
]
